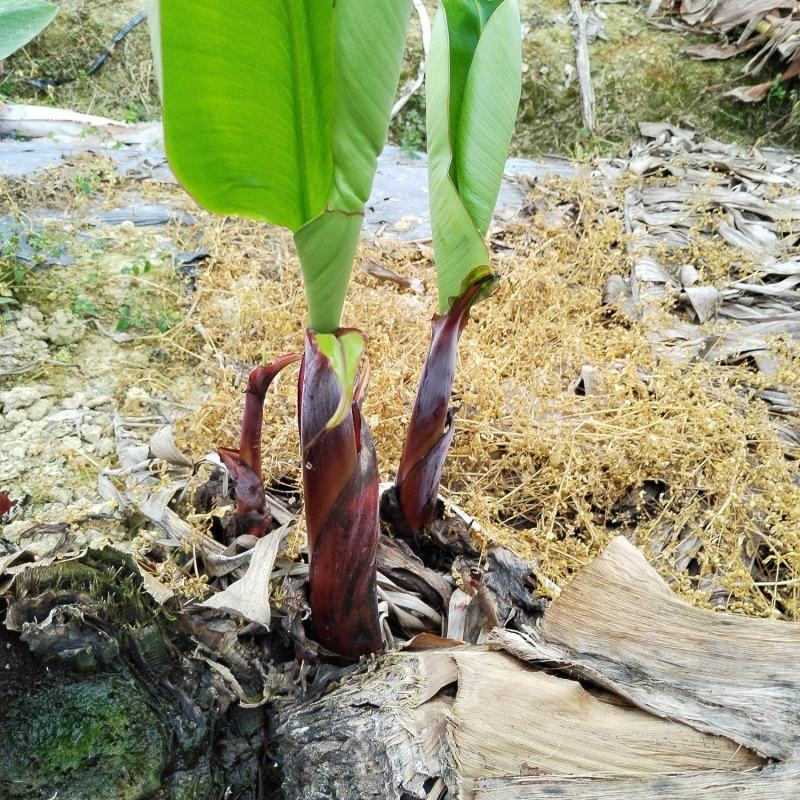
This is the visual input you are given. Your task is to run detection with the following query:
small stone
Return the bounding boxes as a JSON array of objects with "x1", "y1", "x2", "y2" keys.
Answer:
[
  {"x1": 95, "y1": 439, "x2": 115, "y2": 458},
  {"x1": 59, "y1": 436, "x2": 82, "y2": 453},
  {"x1": 0, "y1": 386, "x2": 41, "y2": 411},
  {"x1": 126, "y1": 386, "x2": 151, "y2": 405},
  {"x1": 49, "y1": 422, "x2": 76, "y2": 439},
  {"x1": 9, "y1": 420, "x2": 31, "y2": 438},
  {"x1": 2, "y1": 519, "x2": 29, "y2": 542},
  {"x1": 48, "y1": 486, "x2": 74, "y2": 505},
  {"x1": 4, "y1": 409, "x2": 27, "y2": 425},
  {"x1": 15, "y1": 315, "x2": 49, "y2": 340},
  {"x1": 21, "y1": 304, "x2": 44, "y2": 323},
  {"x1": 86, "y1": 395, "x2": 113, "y2": 409},
  {"x1": 47, "y1": 308, "x2": 86, "y2": 345},
  {"x1": 61, "y1": 392, "x2": 87, "y2": 410},
  {"x1": 46, "y1": 309, "x2": 87, "y2": 346},
  {"x1": 81, "y1": 424, "x2": 103, "y2": 444},
  {"x1": 26, "y1": 398, "x2": 52, "y2": 421}
]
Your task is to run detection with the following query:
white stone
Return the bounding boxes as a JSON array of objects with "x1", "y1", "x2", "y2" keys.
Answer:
[
  {"x1": 15, "y1": 315, "x2": 48, "y2": 340},
  {"x1": 95, "y1": 439, "x2": 115, "y2": 457},
  {"x1": 21, "y1": 305, "x2": 44, "y2": 323},
  {"x1": 61, "y1": 392, "x2": 87, "y2": 410},
  {"x1": 48, "y1": 486, "x2": 74, "y2": 505},
  {"x1": 81, "y1": 424, "x2": 103, "y2": 444},
  {"x1": 26, "y1": 398, "x2": 52, "y2": 421},
  {"x1": 0, "y1": 386, "x2": 41, "y2": 410},
  {"x1": 4, "y1": 409, "x2": 27, "y2": 425},
  {"x1": 46, "y1": 309, "x2": 87, "y2": 346},
  {"x1": 86, "y1": 395, "x2": 113, "y2": 409}
]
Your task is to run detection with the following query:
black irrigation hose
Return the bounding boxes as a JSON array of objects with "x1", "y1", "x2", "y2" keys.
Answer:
[{"x1": 23, "y1": 12, "x2": 147, "y2": 89}]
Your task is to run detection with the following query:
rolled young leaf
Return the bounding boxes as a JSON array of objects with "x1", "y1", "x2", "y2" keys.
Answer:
[
  {"x1": 155, "y1": 0, "x2": 412, "y2": 333},
  {"x1": 393, "y1": 0, "x2": 521, "y2": 533},
  {"x1": 299, "y1": 330, "x2": 382, "y2": 658},
  {"x1": 396, "y1": 272, "x2": 493, "y2": 532},
  {"x1": 427, "y1": 0, "x2": 522, "y2": 310},
  {"x1": 238, "y1": 354, "x2": 301, "y2": 481}
]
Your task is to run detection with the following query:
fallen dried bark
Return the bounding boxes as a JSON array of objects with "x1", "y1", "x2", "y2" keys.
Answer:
[
  {"x1": 444, "y1": 649, "x2": 760, "y2": 794},
  {"x1": 277, "y1": 644, "x2": 774, "y2": 799},
  {"x1": 474, "y1": 763, "x2": 800, "y2": 800},
  {"x1": 278, "y1": 535, "x2": 800, "y2": 798},
  {"x1": 493, "y1": 536, "x2": 800, "y2": 761}
]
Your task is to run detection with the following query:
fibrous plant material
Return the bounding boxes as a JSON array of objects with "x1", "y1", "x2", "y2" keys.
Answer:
[
  {"x1": 493, "y1": 537, "x2": 800, "y2": 761},
  {"x1": 445, "y1": 649, "x2": 762, "y2": 797},
  {"x1": 473, "y1": 763, "x2": 800, "y2": 800},
  {"x1": 276, "y1": 536, "x2": 799, "y2": 799}
]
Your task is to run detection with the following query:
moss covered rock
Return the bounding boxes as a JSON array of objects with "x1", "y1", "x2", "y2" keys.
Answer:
[
  {"x1": 0, "y1": 665, "x2": 167, "y2": 800},
  {"x1": 0, "y1": 549, "x2": 270, "y2": 799}
]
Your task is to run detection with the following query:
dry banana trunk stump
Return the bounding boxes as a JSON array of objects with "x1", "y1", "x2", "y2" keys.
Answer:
[{"x1": 277, "y1": 537, "x2": 800, "y2": 800}]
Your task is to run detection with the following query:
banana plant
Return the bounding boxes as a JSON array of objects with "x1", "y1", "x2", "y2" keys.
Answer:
[
  {"x1": 217, "y1": 355, "x2": 300, "y2": 541},
  {"x1": 0, "y1": 0, "x2": 57, "y2": 60},
  {"x1": 395, "y1": 0, "x2": 522, "y2": 533},
  {"x1": 152, "y1": 0, "x2": 412, "y2": 658}
]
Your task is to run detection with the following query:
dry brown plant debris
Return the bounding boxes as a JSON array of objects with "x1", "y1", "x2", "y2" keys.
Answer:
[
  {"x1": 5, "y1": 128, "x2": 799, "y2": 622},
  {"x1": 649, "y1": 0, "x2": 800, "y2": 102},
  {"x1": 277, "y1": 536, "x2": 800, "y2": 798},
  {"x1": 173, "y1": 132, "x2": 800, "y2": 622}
]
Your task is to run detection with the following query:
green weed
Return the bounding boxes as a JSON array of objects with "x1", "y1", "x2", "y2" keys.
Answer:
[{"x1": 74, "y1": 170, "x2": 102, "y2": 196}]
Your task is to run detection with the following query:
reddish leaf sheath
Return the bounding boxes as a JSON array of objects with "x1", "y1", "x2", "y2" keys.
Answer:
[
  {"x1": 299, "y1": 330, "x2": 383, "y2": 659},
  {"x1": 218, "y1": 355, "x2": 299, "y2": 535},
  {"x1": 0, "y1": 491, "x2": 17, "y2": 516},
  {"x1": 396, "y1": 275, "x2": 492, "y2": 533},
  {"x1": 218, "y1": 448, "x2": 267, "y2": 515},
  {"x1": 239, "y1": 354, "x2": 300, "y2": 480}
]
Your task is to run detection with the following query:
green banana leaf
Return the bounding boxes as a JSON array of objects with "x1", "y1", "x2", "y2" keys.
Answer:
[
  {"x1": 0, "y1": 0, "x2": 57, "y2": 60},
  {"x1": 427, "y1": 0, "x2": 522, "y2": 311},
  {"x1": 154, "y1": 0, "x2": 412, "y2": 333}
]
